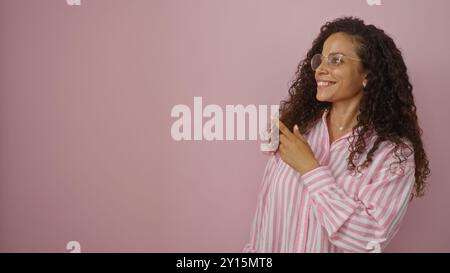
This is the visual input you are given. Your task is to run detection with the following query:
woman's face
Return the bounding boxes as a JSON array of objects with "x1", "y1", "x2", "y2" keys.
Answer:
[{"x1": 314, "y1": 32, "x2": 367, "y2": 103}]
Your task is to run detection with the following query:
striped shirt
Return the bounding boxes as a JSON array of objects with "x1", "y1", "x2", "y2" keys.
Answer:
[{"x1": 243, "y1": 109, "x2": 415, "y2": 253}]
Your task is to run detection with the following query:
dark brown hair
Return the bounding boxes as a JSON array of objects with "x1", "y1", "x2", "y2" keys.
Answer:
[{"x1": 279, "y1": 17, "x2": 430, "y2": 199}]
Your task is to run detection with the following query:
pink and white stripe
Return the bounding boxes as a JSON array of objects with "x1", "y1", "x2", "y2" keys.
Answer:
[{"x1": 243, "y1": 109, "x2": 415, "y2": 253}]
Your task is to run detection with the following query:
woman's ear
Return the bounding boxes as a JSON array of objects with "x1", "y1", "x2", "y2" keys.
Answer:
[{"x1": 362, "y1": 71, "x2": 368, "y2": 88}]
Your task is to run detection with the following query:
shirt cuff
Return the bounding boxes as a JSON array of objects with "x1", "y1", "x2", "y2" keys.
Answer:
[{"x1": 301, "y1": 165, "x2": 336, "y2": 195}]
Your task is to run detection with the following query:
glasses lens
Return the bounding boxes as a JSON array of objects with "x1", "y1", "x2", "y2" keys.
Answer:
[
  {"x1": 311, "y1": 54, "x2": 323, "y2": 71},
  {"x1": 329, "y1": 54, "x2": 343, "y2": 65}
]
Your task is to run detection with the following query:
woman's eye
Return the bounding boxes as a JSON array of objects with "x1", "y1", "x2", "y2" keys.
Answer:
[{"x1": 329, "y1": 55, "x2": 343, "y2": 64}]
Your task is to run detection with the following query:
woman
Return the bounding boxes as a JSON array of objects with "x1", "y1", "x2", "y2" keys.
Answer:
[{"x1": 243, "y1": 17, "x2": 430, "y2": 253}]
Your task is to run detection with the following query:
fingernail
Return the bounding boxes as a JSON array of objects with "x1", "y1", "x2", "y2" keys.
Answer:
[{"x1": 294, "y1": 124, "x2": 299, "y2": 131}]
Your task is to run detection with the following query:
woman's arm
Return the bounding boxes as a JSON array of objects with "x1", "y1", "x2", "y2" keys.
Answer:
[{"x1": 301, "y1": 149, "x2": 415, "y2": 252}]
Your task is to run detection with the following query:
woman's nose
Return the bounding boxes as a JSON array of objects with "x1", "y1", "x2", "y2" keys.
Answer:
[{"x1": 315, "y1": 62, "x2": 329, "y2": 75}]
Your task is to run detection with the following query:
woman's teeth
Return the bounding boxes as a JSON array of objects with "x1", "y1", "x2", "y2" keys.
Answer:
[{"x1": 317, "y1": 81, "x2": 336, "y2": 87}]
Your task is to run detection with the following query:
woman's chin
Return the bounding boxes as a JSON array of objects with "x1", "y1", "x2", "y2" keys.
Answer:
[{"x1": 316, "y1": 89, "x2": 334, "y2": 102}]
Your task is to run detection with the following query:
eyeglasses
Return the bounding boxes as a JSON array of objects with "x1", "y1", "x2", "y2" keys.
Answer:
[{"x1": 311, "y1": 53, "x2": 362, "y2": 71}]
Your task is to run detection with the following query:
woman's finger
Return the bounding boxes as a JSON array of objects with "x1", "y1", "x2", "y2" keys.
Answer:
[
  {"x1": 275, "y1": 119, "x2": 294, "y2": 139},
  {"x1": 293, "y1": 124, "x2": 306, "y2": 141}
]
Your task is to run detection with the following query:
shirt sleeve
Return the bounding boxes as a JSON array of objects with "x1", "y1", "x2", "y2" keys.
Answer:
[
  {"x1": 242, "y1": 154, "x2": 278, "y2": 253},
  {"x1": 301, "y1": 146, "x2": 415, "y2": 253}
]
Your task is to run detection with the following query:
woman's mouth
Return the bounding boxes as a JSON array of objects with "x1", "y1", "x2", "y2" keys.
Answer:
[
  {"x1": 317, "y1": 80, "x2": 336, "y2": 86},
  {"x1": 316, "y1": 80, "x2": 337, "y2": 90}
]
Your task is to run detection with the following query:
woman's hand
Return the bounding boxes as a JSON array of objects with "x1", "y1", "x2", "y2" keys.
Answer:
[{"x1": 275, "y1": 119, "x2": 321, "y2": 176}]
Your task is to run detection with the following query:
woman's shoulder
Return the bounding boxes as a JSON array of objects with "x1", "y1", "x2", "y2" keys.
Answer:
[
  {"x1": 370, "y1": 137, "x2": 415, "y2": 174},
  {"x1": 376, "y1": 137, "x2": 414, "y2": 157}
]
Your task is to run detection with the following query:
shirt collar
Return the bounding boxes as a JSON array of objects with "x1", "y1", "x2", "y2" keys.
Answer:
[{"x1": 321, "y1": 108, "x2": 366, "y2": 143}]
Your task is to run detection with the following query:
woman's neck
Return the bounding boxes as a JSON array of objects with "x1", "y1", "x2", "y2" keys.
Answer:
[{"x1": 328, "y1": 101, "x2": 360, "y2": 132}]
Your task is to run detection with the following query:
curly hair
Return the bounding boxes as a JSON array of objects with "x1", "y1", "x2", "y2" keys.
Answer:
[{"x1": 279, "y1": 16, "x2": 430, "y2": 199}]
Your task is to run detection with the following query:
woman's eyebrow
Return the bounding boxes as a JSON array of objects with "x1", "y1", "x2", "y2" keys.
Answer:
[{"x1": 327, "y1": 51, "x2": 345, "y2": 56}]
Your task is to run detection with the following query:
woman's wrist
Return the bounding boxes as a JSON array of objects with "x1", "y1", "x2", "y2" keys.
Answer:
[{"x1": 296, "y1": 160, "x2": 321, "y2": 176}]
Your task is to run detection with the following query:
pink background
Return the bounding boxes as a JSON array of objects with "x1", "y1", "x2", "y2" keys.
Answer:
[{"x1": 0, "y1": 0, "x2": 449, "y2": 252}]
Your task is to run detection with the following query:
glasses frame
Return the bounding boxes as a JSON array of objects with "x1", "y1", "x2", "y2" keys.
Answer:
[{"x1": 311, "y1": 53, "x2": 362, "y2": 71}]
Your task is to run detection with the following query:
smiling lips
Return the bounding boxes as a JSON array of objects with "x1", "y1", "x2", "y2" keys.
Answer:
[{"x1": 317, "y1": 80, "x2": 336, "y2": 87}]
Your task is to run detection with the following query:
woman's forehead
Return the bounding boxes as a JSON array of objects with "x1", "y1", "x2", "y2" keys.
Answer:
[{"x1": 322, "y1": 32, "x2": 360, "y2": 58}]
